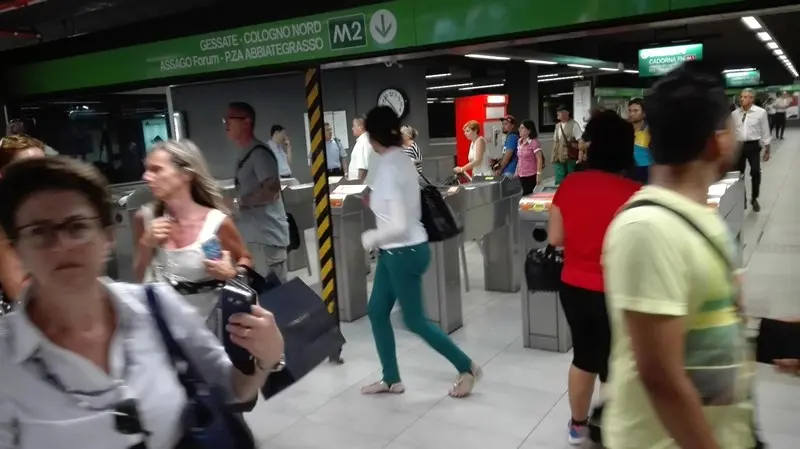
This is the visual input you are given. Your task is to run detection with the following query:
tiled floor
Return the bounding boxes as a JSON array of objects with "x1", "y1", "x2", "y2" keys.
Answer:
[{"x1": 245, "y1": 131, "x2": 800, "y2": 449}]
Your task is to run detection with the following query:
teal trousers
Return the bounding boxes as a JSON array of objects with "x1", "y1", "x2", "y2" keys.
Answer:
[
  {"x1": 553, "y1": 160, "x2": 577, "y2": 185},
  {"x1": 368, "y1": 242, "x2": 472, "y2": 384}
]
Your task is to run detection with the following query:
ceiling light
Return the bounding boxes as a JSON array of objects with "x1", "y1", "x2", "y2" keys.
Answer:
[
  {"x1": 723, "y1": 68, "x2": 756, "y2": 74},
  {"x1": 525, "y1": 59, "x2": 557, "y2": 65},
  {"x1": 756, "y1": 32, "x2": 772, "y2": 42},
  {"x1": 465, "y1": 54, "x2": 510, "y2": 61},
  {"x1": 741, "y1": 16, "x2": 761, "y2": 30},
  {"x1": 779, "y1": 55, "x2": 789, "y2": 60},
  {"x1": 599, "y1": 68, "x2": 619, "y2": 72},
  {"x1": 774, "y1": 49, "x2": 784, "y2": 56},
  {"x1": 551, "y1": 92, "x2": 574, "y2": 97},
  {"x1": 427, "y1": 82, "x2": 473, "y2": 91},
  {"x1": 538, "y1": 73, "x2": 560, "y2": 78},
  {"x1": 425, "y1": 73, "x2": 451, "y2": 79},
  {"x1": 624, "y1": 70, "x2": 639, "y2": 74},
  {"x1": 459, "y1": 83, "x2": 506, "y2": 91},
  {"x1": 767, "y1": 42, "x2": 779, "y2": 50},
  {"x1": 567, "y1": 64, "x2": 591, "y2": 69},
  {"x1": 537, "y1": 75, "x2": 583, "y2": 83}
]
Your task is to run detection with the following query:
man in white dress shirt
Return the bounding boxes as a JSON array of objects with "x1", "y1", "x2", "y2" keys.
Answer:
[
  {"x1": 347, "y1": 115, "x2": 378, "y2": 184},
  {"x1": 773, "y1": 91, "x2": 792, "y2": 140},
  {"x1": 731, "y1": 88, "x2": 771, "y2": 212}
]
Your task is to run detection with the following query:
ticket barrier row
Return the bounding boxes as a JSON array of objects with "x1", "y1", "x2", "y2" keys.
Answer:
[
  {"x1": 326, "y1": 176, "x2": 522, "y2": 334},
  {"x1": 519, "y1": 172, "x2": 745, "y2": 354}
]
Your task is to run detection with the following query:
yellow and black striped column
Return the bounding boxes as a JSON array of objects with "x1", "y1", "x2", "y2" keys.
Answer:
[{"x1": 305, "y1": 67, "x2": 339, "y2": 322}]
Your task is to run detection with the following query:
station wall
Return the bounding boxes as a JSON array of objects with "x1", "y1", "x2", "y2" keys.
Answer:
[{"x1": 170, "y1": 64, "x2": 428, "y2": 183}]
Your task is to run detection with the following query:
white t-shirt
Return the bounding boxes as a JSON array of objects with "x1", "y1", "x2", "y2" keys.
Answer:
[
  {"x1": 348, "y1": 133, "x2": 376, "y2": 183},
  {"x1": 368, "y1": 147, "x2": 428, "y2": 249}
]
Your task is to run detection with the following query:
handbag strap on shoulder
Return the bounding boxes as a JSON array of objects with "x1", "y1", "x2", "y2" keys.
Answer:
[{"x1": 144, "y1": 286, "x2": 198, "y2": 396}]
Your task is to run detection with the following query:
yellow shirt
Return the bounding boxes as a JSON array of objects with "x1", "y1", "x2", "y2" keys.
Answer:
[{"x1": 602, "y1": 186, "x2": 754, "y2": 449}]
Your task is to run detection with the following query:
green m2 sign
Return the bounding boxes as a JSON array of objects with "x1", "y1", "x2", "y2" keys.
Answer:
[
  {"x1": 638, "y1": 43, "x2": 704, "y2": 77},
  {"x1": 7, "y1": 0, "x2": 744, "y2": 95}
]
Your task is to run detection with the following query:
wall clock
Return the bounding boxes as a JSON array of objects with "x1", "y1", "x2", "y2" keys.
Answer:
[{"x1": 377, "y1": 88, "x2": 409, "y2": 119}]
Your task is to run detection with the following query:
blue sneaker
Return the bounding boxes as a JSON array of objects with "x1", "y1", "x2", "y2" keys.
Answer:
[{"x1": 568, "y1": 420, "x2": 587, "y2": 445}]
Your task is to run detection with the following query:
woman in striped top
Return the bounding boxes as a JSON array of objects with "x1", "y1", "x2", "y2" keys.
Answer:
[{"x1": 401, "y1": 125, "x2": 423, "y2": 173}]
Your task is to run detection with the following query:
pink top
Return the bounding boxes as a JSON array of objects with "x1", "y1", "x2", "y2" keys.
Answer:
[{"x1": 516, "y1": 137, "x2": 542, "y2": 177}]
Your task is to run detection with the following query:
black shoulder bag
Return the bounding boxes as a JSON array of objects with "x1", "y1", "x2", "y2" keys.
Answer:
[
  {"x1": 236, "y1": 145, "x2": 301, "y2": 252},
  {"x1": 417, "y1": 173, "x2": 462, "y2": 242}
]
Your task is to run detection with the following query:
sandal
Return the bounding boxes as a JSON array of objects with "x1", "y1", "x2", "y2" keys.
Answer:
[
  {"x1": 361, "y1": 381, "x2": 405, "y2": 395},
  {"x1": 449, "y1": 364, "x2": 483, "y2": 398}
]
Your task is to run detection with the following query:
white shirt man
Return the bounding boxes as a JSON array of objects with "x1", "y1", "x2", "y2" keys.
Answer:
[
  {"x1": 731, "y1": 89, "x2": 771, "y2": 211},
  {"x1": 731, "y1": 103, "x2": 771, "y2": 146},
  {"x1": 348, "y1": 130, "x2": 378, "y2": 185}
]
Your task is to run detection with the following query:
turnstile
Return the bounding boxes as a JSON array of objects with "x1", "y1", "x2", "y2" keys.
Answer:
[
  {"x1": 708, "y1": 171, "x2": 745, "y2": 266},
  {"x1": 461, "y1": 176, "x2": 522, "y2": 293},
  {"x1": 519, "y1": 183, "x2": 572, "y2": 353},
  {"x1": 330, "y1": 187, "x2": 370, "y2": 322},
  {"x1": 422, "y1": 186, "x2": 466, "y2": 334},
  {"x1": 110, "y1": 182, "x2": 154, "y2": 282}
]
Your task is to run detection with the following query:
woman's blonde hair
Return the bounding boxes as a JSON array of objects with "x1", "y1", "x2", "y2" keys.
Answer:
[
  {"x1": 0, "y1": 134, "x2": 46, "y2": 170},
  {"x1": 400, "y1": 125, "x2": 418, "y2": 140},
  {"x1": 152, "y1": 139, "x2": 228, "y2": 215}
]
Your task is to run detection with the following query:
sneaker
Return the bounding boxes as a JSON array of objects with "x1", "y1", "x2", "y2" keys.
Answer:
[
  {"x1": 751, "y1": 199, "x2": 761, "y2": 212},
  {"x1": 568, "y1": 419, "x2": 587, "y2": 445},
  {"x1": 449, "y1": 363, "x2": 483, "y2": 398}
]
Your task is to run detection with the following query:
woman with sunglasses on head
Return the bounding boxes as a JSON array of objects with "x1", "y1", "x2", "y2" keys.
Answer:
[
  {"x1": 0, "y1": 135, "x2": 47, "y2": 305},
  {"x1": 360, "y1": 106, "x2": 482, "y2": 398},
  {"x1": 133, "y1": 139, "x2": 253, "y2": 323},
  {"x1": 0, "y1": 156, "x2": 284, "y2": 449}
]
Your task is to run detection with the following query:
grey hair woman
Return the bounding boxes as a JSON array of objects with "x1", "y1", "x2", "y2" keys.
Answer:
[{"x1": 134, "y1": 139, "x2": 253, "y2": 319}]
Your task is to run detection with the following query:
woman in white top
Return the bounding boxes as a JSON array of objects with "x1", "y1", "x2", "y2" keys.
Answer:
[
  {"x1": 133, "y1": 140, "x2": 253, "y2": 321},
  {"x1": 400, "y1": 125, "x2": 423, "y2": 174},
  {"x1": 0, "y1": 156, "x2": 284, "y2": 449},
  {"x1": 454, "y1": 120, "x2": 490, "y2": 177},
  {"x1": 359, "y1": 106, "x2": 482, "y2": 398}
]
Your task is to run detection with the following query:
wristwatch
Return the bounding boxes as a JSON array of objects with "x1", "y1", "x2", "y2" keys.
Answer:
[{"x1": 256, "y1": 354, "x2": 286, "y2": 373}]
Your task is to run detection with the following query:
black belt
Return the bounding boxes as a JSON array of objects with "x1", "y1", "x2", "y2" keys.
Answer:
[{"x1": 742, "y1": 140, "x2": 760, "y2": 145}]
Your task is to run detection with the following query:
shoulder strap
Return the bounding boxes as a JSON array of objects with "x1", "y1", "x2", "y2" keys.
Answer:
[
  {"x1": 237, "y1": 144, "x2": 277, "y2": 171},
  {"x1": 144, "y1": 286, "x2": 199, "y2": 395},
  {"x1": 623, "y1": 199, "x2": 733, "y2": 272},
  {"x1": 199, "y1": 209, "x2": 227, "y2": 238}
]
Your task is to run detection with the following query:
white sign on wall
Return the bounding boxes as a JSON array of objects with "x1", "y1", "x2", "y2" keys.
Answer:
[
  {"x1": 303, "y1": 110, "x2": 350, "y2": 163},
  {"x1": 573, "y1": 81, "x2": 593, "y2": 129}
]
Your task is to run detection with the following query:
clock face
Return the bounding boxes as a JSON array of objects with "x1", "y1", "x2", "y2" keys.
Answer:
[{"x1": 377, "y1": 88, "x2": 408, "y2": 119}]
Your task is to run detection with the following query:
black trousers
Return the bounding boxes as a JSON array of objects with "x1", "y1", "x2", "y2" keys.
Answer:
[
  {"x1": 519, "y1": 175, "x2": 538, "y2": 196},
  {"x1": 774, "y1": 112, "x2": 787, "y2": 139},
  {"x1": 327, "y1": 167, "x2": 344, "y2": 177},
  {"x1": 737, "y1": 141, "x2": 762, "y2": 201}
]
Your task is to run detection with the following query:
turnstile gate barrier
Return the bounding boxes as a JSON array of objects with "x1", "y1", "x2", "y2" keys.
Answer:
[
  {"x1": 330, "y1": 186, "x2": 370, "y2": 322},
  {"x1": 519, "y1": 184, "x2": 572, "y2": 353}
]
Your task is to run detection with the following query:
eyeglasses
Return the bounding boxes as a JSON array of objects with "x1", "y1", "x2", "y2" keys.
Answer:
[
  {"x1": 16, "y1": 216, "x2": 102, "y2": 248},
  {"x1": 222, "y1": 116, "x2": 248, "y2": 124}
]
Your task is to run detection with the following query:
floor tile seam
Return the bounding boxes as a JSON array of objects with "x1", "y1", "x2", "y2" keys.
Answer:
[{"x1": 744, "y1": 136, "x2": 799, "y2": 267}]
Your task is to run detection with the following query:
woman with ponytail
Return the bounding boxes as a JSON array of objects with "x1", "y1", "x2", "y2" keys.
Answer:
[{"x1": 133, "y1": 139, "x2": 252, "y2": 319}]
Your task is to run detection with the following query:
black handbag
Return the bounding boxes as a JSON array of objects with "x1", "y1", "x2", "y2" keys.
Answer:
[
  {"x1": 418, "y1": 174, "x2": 462, "y2": 242},
  {"x1": 524, "y1": 245, "x2": 564, "y2": 293},
  {"x1": 145, "y1": 286, "x2": 256, "y2": 449},
  {"x1": 257, "y1": 278, "x2": 346, "y2": 399}
]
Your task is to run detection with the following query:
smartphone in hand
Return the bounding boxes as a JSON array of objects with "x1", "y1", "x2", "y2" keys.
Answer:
[
  {"x1": 220, "y1": 280, "x2": 257, "y2": 375},
  {"x1": 201, "y1": 237, "x2": 223, "y2": 260}
]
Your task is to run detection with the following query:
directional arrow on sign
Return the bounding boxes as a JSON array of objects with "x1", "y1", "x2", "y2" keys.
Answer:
[{"x1": 369, "y1": 9, "x2": 397, "y2": 45}]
